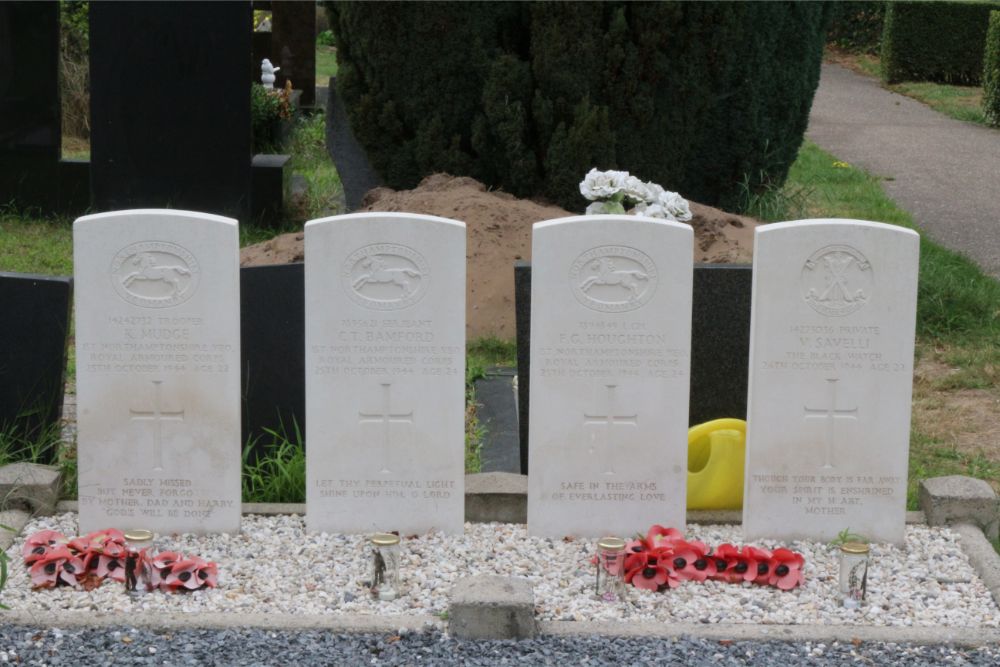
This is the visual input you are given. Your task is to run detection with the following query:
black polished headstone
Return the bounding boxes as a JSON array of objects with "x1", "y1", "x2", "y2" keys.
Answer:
[
  {"x1": 474, "y1": 367, "x2": 520, "y2": 474},
  {"x1": 513, "y1": 262, "x2": 753, "y2": 470},
  {"x1": 0, "y1": 272, "x2": 72, "y2": 463},
  {"x1": 271, "y1": 1, "x2": 316, "y2": 106},
  {"x1": 326, "y1": 77, "x2": 382, "y2": 211},
  {"x1": 513, "y1": 261, "x2": 531, "y2": 474},
  {"x1": 240, "y1": 263, "x2": 305, "y2": 460},
  {"x1": 90, "y1": 2, "x2": 253, "y2": 220},
  {"x1": 690, "y1": 264, "x2": 752, "y2": 425},
  {"x1": 0, "y1": 2, "x2": 60, "y2": 210}
]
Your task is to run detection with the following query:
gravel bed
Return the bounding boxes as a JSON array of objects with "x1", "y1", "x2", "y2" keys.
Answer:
[
  {"x1": 2, "y1": 626, "x2": 1000, "y2": 666},
  {"x1": 3, "y1": 513, "x2": 998, "y2": 628}
]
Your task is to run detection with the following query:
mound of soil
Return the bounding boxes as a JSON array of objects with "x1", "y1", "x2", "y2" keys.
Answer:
[{"x1": 240, "y1": 173, "x2": 759, "y2": 338}]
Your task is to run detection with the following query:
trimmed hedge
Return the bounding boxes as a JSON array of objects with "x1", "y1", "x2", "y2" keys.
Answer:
[
  {"x1": 329, "y1": 2, "x2": 830, "y2": 211},
  {"x1": 986, "y1": 11, "x2": 1000, "y2": 127},
  {"x1": 882, "y1": 1, "x2": 1000, "y2": 85},
  {"x1": 826, "y1": 1, "x2": 885, "y2": 54}
]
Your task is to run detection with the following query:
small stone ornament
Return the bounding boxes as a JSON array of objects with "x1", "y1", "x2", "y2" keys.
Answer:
[
  {"x1": 839, "y1": 541, "x2": 870, "y2": 608},
  {"x1": 261, "y1": 58, "x2": 280, "y2": 88},
  {"x1": 595, "y1": 536, "x2": 627, "y2": 602},
  {"x1": 370, "y1": 532, "x2": 401, "y2": 601}
]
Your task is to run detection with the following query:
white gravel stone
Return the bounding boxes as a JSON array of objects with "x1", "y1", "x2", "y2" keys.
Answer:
[{"x1": 3, "y1": 513, "x2": 999, "y2": 628}]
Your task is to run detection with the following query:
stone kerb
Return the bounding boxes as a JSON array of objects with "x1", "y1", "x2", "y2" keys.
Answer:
[
  {"x1": 449, "y1": 575, "x2": 537, "y2": 640},
  {"x1": 0, "y1": 462, "x2": 62, "y2": 516},
  {"x1": 920, "y1": 475, "x2": 1000, "y2": 541}
]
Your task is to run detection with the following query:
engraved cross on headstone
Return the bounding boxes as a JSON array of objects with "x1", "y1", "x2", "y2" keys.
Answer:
[
  {"x1": 129, "y1": 379, "x2": 185, "y2": 471},
  {"x1": 359, "y1": 382, "x2": 413, "y2": 474},
  {"x1": 803, "y1": 378, "x2": 858, "y2": 469},
  {"x1": 584, "y1": 384, "x2": 637, "y2": 475}
]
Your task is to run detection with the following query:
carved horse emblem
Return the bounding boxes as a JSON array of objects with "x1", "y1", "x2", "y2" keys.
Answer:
[
  {"x1": 351, "y1": 255, "x2": 423, "y2": 296},
  {"x1": 121, "y1": 253, "x2": 191, "y2": 299},
  {"x1": 578, "y1": 257, "x2": 649, "y2": 302}
]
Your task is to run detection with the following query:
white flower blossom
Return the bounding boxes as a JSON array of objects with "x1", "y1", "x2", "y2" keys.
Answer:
[
  {"x1": 657, "y1": 189, "x2": 693, "y2": 222},
  {"x1": 579, "y1": 168, "x2": 629, "y2": 201},
  {"x1": 621, "y1": 175, "x2": 651, "y2": 204},
  {"x1": 643, "y1": 181, "x2": 665, "y2": 203}
]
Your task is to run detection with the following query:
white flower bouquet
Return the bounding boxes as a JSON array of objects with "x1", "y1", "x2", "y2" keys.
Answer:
[{"x1": 579, "y1": 168, "x2": 693, "y2": 223}]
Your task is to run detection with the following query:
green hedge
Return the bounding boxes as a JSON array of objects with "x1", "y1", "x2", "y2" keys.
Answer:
[
  {"x1": 986, "y1": 11, "x2": 1000, "y2": 126},
  {"x1": 826, "y1": 1, "x2": 885, "y2": 54},
  {"x1": 882, "y1": 1, "x2": 1000, "y2": 85},
  {"x1": 329, "y1": 2, "x2": 830, "y2": 211}
]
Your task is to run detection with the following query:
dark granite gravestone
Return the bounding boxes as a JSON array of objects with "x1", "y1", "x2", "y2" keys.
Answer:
[
  {"x1": 513, "y1": 262, "x2": 753, "y2": 473},
  {"x1": 271, "y1": 1, "x2": 316, "y2": 107},
  {"x1": 473, "y1": 367, "x2": 520, "y2": 474},
  {"x1": 0, "y1": 273, "x2": 73, "y2": 463},
  {"x1": 0, "y1": 2, "x2": 60, "y2": 211},
  {"x1": 690, "y1": 264, "x2": 753, "y2": 425},
  {"x1": 89, "y1": 2, "x2": 253, "y2": 220},
  {"x1": 240, "y1": 263, "x2": 305, "y2": 461},
  {"x1": 327, "y1": 77, "x2": 382, "y2": 211},
  {"x1": 513, "y1": 261, "x2": 532, "y2": 474}
]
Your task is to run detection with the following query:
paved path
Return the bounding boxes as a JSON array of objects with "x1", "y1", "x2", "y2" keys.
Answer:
[{"x1": 807, "y1": 64, "x2": 1000, "y2": 279}]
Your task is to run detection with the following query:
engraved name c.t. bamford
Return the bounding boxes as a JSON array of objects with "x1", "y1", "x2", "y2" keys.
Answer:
[
  {"x1": 801, "y1": 245, "x2": 873, "y2": 317},
  {"x1": 342, "y1": 243, "x2": 430, "y2": 310},
  {"x1": 110, "y1": 241, "x2": 200, "y2": 308},
  {"x1": 570, "y1": 245, "x2": 658, "y2": 313}
]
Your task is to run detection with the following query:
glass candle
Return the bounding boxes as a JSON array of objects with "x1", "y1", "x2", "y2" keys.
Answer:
[
  {"x1": 370, "y1": 533, "x2": 401, "y2": 601},
  {"x1": 123, "y1": 529, "x2": 155, "y2": 594},
  {"x1": 839, "y1": 541, "x2": 870, "y2": 608},
  {"x1": 595, "y1": 536, "x2": 627, "y2": 602}
]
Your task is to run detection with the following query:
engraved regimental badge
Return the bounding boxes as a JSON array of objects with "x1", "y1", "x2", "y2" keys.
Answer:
[
  {"x1": 343, "y1": 244, "x2": 429, "y2": 310},
  {"x1": 570, "y1": 246, "x2": 657, "y2": 313},
  {"x1": 801, "y1": 245, "x2": 872, "y2": 317},
  {"x1": 110, "y1": 241, "x2": 200, "y2": 308}
]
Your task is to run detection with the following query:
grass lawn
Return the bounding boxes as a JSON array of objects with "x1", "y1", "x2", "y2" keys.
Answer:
[
  {"x1": 830, "y1": 51, "x2": 989, "y2": 126},
  {"x1": 316, "y1": 45, "x2": 338, "y2": 87}
]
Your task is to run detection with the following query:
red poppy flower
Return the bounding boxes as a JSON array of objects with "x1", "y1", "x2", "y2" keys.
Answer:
[
  {"x1": 767, "y1": 548, "x2": 805, "y2": 590},
  {"x1": 22, "y1": 530, "x2": 68, "y2": 566},
  {"x1": 28, "y1": 546, "x2": 84, "y2": 589},
  {"x1": 710, "y1": 543, "x2": 742, "y2": 583},
  {"x1": 96, "y1": 553, "x2": 128, "y2": 582},
  {"x1": 624, "y1": 549, "x2": 677, "y2": 591},
  {"x1": 670, "y1": 540, "x2": 717, "y2": 582},
  {"x1": 163, "y1": 555, "x2": 217, "y2": 591},
  {"x1": 743, "y1": 546, "x2": 774, "y2": 585}
]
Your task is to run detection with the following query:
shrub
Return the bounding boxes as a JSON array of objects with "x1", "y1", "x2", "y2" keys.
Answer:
[
  {"x1": 826, "y1": 1, "x2": 885, "y2": 54},
  {"x1": 882, "y1": 1, "x2": 1000, "y2": 85},
  {"x1": 329, "y1": 2, "x2": 830, "y2": 212},
  {"x1": 985, "y1": 11, "x2": 1000, "y2": 127},
  {"x1": 250, "y1": 83, "x2": 295, "y2": 153},
  {"x1": 60, "y1": 1, "x2": 90, "y2": 142}
]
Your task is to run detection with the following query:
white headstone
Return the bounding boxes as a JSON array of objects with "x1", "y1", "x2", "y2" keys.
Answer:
[
  {"x1": 742, "y1": 219, "x2": 919, "y2": 544},
  {"x1": 305, "y1": 213, "x2": 466, "y2": 534},
  {"x1": 74, "y1": 209, "x2": 241, "y2": 534},
  {"x1": 527, "y1": 215, "x2": 693, "y2": 538}
]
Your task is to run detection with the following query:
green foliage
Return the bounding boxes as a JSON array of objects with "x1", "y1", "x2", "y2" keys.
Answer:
[
  {"x1": 316, "y1": 29, "x2": 335, "y2": 47},
  {"x1": 330, "y1": 1, "x2": 830, "y2": 212},
  {"x1": 826, "y1": 1, "x2": 885, "y2": 54},
  {"x1": 882, "y1": 1, "x2": 1000, "y2": 85},
  {"x1": 985, "y1": 11, "x2": 1000, "y2": 126},
  {"x1": 0, "y1": 531, "x2": 9, "y2": 610},
  {"x1": 60, "y1": 1, "x2": 90, "y2": 142},
  {"x1": 250, "y1": 84, "x2": 295, "y2": 153},
  {"x1": 828, "y1": 527, "x2": 868, "y2": 547},
  {"x1": 242, "y1": 420, "x2": 305, "y2": 504}
]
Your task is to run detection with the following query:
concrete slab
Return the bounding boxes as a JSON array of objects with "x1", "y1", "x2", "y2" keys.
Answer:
[
  {"x1": 920, "y1": 475, "x2": 999, "y2": 541},
  {"x1": 449, "y1": 575, "x2": 536, "y2": 640},
  {"x1": 0, "y1": 463, "x2": 62, "y2": 515}
]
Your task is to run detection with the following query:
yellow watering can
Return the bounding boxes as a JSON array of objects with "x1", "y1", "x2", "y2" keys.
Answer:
[{"x1": 687, "y1": 418, "x2": 746, "y2": 510}]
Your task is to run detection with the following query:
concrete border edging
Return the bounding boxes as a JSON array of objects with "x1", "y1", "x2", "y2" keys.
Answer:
[
  {"x1": 537, "y1": 620, "x2": 1000, "y2": 648},
  {"x1": 954, "y1": 522, "x2": 1000, "y2": 608}
]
